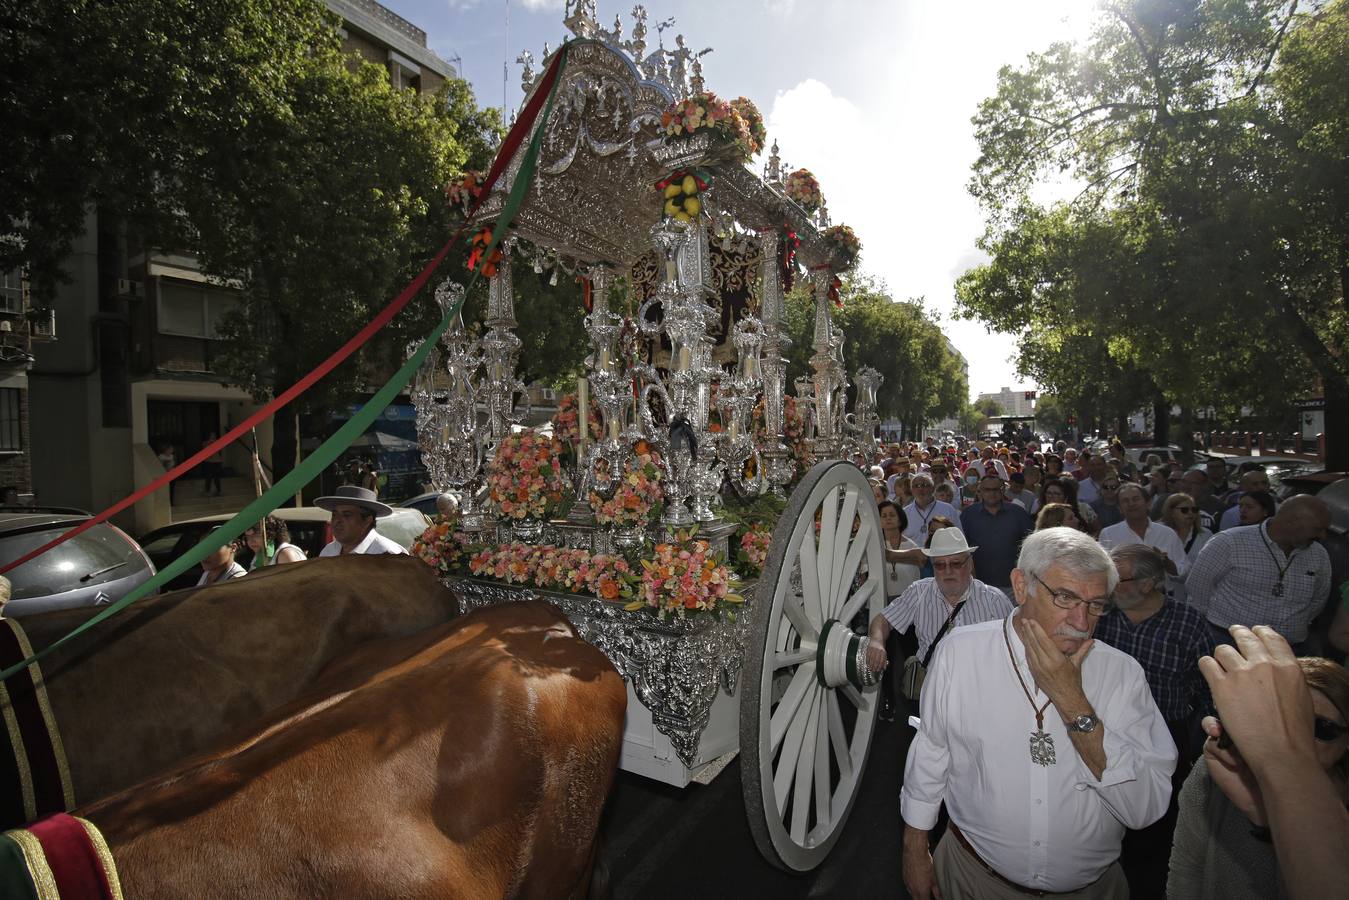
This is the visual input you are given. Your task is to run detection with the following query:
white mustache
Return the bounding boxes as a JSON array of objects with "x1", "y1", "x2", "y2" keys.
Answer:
[{"x1": 1055, "y1": 626, "x2": 1091, "y2": 640}]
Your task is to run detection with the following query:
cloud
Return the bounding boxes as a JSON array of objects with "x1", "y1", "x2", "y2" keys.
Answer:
[
  {"x1": 762, "y1": 0, "x2": 796, "y2": 14},
  {"x1": 444, "y1": 0, "x2": 481, "y2": 9},
  {"x1": 519, "y1": 0, "x2": 564, "y2": 9}
]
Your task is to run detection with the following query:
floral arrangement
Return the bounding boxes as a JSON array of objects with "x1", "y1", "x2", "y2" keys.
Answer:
[
  {"x1": 467, "y1": 542, "x2": 639, "y2": 602},
  {"x1": 446, "y1": 170, "x2": 485, "y2": 215},
  {"x1": 628, "y1": 529, "x2": 743, "y2": 619},
  {"x1": 736, "y1": 522, "x2": 772, "y2": 578},
  {"x1": 410, "y1": 514, "x2": 474, "y2": 576},
  {"x1": 784, "y1": 168, "x2": 824, "y2": 212},
  {"x1": 730, "y1": 97, "x2": 766, "y2": 157},
  {"x1": 486, "y1": 429, "x2": 568, "y2": 520},
  {"x1": 656, "y1": 169, "x2": 708, "y2": 224},
  {"x1": 660, "y1": 91, "x2": 754, "y2": 163},
  {"x1": 589, "y1": 447, "x2": 665, "y2": 527},
  {"x1": 824, "y1": 224, "x2": 862, "y2": 272},
  {"x1": 467, "y1": 226, "x2": 503, "y2": 278},
  {"x1": 552, "y1": 392, "x2": 603, "y2": 446}
]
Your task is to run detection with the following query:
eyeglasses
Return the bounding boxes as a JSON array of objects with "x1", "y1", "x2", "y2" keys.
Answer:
[
  {"x1": 932, "y1": 557, "x2": 968, "y2": 571},
  {"x1": 1032, "y1": 573, "x2": 1113, "y2": 616},
  {"x1": 1315, "y1": 716, "x2": 1349, "y2": 742},
  {"x1": 1102, "y1": 483, "x2": 1120, "y2": 490}
]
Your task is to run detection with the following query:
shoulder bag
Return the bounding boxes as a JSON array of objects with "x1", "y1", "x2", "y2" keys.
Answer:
[{"x1": 901, "y1": 599, "x2": 967, "y2": 701}]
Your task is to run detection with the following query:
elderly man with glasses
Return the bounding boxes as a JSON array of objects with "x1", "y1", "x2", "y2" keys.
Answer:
[
  {"x1": 899, "y1": 528, "x2": 1176, "y2": 900},
  {"x1": 902, "y1": 473, "x2": 963, "y2": 547}
]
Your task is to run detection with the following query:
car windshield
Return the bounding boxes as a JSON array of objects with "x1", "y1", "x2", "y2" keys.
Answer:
[{"x1": 0, "y1": 524, "x2": 148, "y2": 600}]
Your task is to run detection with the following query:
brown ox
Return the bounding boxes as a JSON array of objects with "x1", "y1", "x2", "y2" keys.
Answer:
[
  {"x1": 78, "y1": 599, "x2": 626, "y2": 899},
  {"x1": 4, "y1": 555, "x2": 458, "y2": 817}
]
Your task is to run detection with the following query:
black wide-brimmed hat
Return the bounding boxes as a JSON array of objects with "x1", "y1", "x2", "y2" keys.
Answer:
[{"x1": 313, "y1": 485, "x2": 393, "y2": 518}]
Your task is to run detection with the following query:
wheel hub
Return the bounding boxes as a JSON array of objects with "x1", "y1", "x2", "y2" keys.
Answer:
[{"x1": 815, "y1": 619, "x2": 880, "y2": 690}]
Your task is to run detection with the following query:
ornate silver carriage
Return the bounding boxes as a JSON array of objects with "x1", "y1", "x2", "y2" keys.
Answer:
[{"x1": 413, "y1": 2, "x2": 891, "y2": 872}]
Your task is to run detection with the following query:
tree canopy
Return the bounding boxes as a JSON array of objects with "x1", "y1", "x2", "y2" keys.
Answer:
[{"x1": 956, "y1": 0, "x2": 1349, "y2": 464}]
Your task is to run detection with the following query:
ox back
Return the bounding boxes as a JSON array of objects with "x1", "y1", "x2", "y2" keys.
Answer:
[
  {"x1": 1, "y1": 555, "x2": 459, "y2": 824},
  {"x1": 79, "y1": 599, "x2": 627, "y2": 900}
]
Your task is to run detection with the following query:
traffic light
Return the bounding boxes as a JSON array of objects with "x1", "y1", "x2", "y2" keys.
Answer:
[
  {"x1": 1024, "y1": 390, "x2": 1037, "y2": 401},
  {"x1": 1066, "y1": 415, "x2": 1077, "y2": 425}
]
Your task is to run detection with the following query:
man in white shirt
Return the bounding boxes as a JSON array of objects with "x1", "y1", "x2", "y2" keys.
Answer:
[
  {"x1": 1097, "y1": 484, "x2": 1188, "y2": 577},
  {"x1": 902, "y1": 474, "x2": 963, "y2": 547},
  {"x1": 315, "y1": 486, "x2": 408, "y2": 557},
  {"x1": 901, "y1": 527, "x2": 1176, "y2": 899},
  {"x1": 1076, "y1": 454, "x2": 1109, "y2": 505}
]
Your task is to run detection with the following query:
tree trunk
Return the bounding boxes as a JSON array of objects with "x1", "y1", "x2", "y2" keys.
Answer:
[
  {"x1": 270, "y1": 403, "x2": 299, "y2": 506},
  {"x1": 1152, "y1": 394, "x2": 1170, "y2": 447},
  {"x1": 1176, "y1": 405, "x2": 1197, "y2": 466}
]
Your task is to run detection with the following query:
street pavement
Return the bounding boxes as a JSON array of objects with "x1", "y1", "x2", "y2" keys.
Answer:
[{"x1": 598, "y1": 715, "x2": 916, "y2": 898}]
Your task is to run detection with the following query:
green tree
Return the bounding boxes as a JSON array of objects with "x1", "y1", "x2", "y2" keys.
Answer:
[
  {"x1": 959, "y1": 0, "x2": 1349, "y2": 464},
  {"x1": 1031, "y1": 394, "x2": 1066, "y2": 436}
]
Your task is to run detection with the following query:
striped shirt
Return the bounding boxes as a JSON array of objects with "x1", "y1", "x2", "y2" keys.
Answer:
[
  {"x1": 1187, "y1": 522, "x2": 1331, "y2": 642},
  {"x1": 1094, "y1": 600, "x2": 1215, "y2": 722},
  {"x1": 881, "y1": 577, "x2": 1013, "y2": 661}
]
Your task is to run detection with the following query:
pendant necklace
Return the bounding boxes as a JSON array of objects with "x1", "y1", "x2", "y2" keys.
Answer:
[
  {"x1": 1004, "y1": 614, "x2": 1056, "y2": 766},
  {"x1": 1258, "y1": 524, "x2": 1297, "y2": 599}
]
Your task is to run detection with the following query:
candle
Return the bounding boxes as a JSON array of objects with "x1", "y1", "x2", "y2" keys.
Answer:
[
  {"x1": 577, "y1": 376, "x2": 589, "y2": 451},
  {"x1": 676, "y1": 344, "x2": 691, "y2": 372}
]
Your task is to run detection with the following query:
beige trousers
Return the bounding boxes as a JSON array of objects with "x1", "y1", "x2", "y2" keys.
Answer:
[{"x1": 933, "y1": 830, "x2": 1130, "y2": 900}]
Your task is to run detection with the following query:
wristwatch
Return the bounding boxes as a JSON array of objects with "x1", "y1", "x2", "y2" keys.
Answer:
[{"x1": 1066, "y1": 713, "x2": 1100, "y2": 734}]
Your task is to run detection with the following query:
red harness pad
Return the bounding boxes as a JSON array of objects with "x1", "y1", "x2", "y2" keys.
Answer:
[
  {"x1": 0, "y1": 618, "x2": 75, "y2": 830},
  {"x1": 0, "y1": 812, "x2": 121, "y2": 900}
]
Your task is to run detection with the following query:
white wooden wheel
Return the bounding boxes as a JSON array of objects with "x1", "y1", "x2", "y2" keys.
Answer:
[{"x1": 740, "y1": 459, "x2": 886, "y2": 872}]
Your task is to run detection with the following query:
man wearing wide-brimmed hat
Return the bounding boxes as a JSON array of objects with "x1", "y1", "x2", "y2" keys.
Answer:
[
  {"x1": 865, "y1": 527, "x2": 1013, "y2": 688},
  {"x1": 314, "y1": 486, "x2": 408, "y2": 557}
]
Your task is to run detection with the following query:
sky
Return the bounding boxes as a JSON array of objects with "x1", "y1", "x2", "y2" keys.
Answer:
[{"x1": 378, "y1": 0, "x2": 1100, "y2": 400}]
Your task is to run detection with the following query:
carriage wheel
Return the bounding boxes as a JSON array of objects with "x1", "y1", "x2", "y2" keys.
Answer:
[{"x1": 740, "y1": 459, "x2": 886, "y2": 872}]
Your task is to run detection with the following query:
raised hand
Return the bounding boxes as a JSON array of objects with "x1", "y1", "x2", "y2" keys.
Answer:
[
  {"x1": 1200, "y1": 716, "x2": 1266, "y2": 827},
  {"x1": 1017, "y1": 616, "x2": 1093, "y2": 708}
]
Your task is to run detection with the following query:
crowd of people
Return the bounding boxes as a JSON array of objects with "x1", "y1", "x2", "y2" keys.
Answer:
[
  {"x1": 860, "y1": 436, "x2": 1347, "y2": 899},
  {"x1": 195, "y1": 485, "x2": 407, "y2": 587}
]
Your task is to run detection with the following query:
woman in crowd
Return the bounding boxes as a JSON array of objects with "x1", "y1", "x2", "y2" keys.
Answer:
[
  {"x1": 891, "y1": 474, "x2": 912, "y2": 507},
  {"x1": 244, "y1": 516, "x2": 308, "y2": 570},
  {"x1": 934, "y1": 481, "x2": 957, "y2": 506},
  {"x1": 1040, "y1": 474, "x2": 1099, "y2": 536},
  {"x1": 870, "y1": 479, "x2": 886, "y2": 506},
  {"x1": 1168, "y1": 657, "x2": 1349, "y2": 898},
  {"x1": 1043, "y1": 453, "x2": 1065, "y2": 477},
  {"x1": 1238, "y1": 490, "x2": 1277, "y2": 526},
  {"x1": 1034, "y1": 502, "x2": 1081, "y2": 531},
  {"x1": 197, "y1": 533, "x2": 246, "y2": 587},
  {"x1": 878, "y1": 500, "x2": 923, "y2": 600},
  {"x1": 1162, "y1": 492, "x2": 1211, "y2": 568},
  {"x1": 960, "y1": 467, "x2": 980, "y2": 507}
]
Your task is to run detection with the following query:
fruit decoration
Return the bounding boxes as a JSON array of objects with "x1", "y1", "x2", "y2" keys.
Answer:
[
  {"x1": 655, "y1": 169, "x2": 710, "y2": 224},
  {"x1": 784, "y1": 168, "x2": 824, "y2": 213},
  {"x1": 466, "y1": 227, "x2": 502, "y2": 278},
  {"x1": 660, "y1": 91, "x2": 754, "y2": 164},
  {"x1": 823, "y1": 224, "x2": 862, "y2": 272}
]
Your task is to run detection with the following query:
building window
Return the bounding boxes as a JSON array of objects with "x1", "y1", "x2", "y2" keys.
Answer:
[
  {"x1": 0, "y1": 269, "x2": 24, "y2": 316},
  {"x1": 158, "y1": 281, "x2": 241, "y2": 339},
  {"x1": 0, "y1": 388, "x2": 22, "y2": 452}
]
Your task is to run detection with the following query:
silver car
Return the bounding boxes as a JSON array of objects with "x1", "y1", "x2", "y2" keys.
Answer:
[{"x1": 0, "y1": 512, "x2": 157, "y2": 617}]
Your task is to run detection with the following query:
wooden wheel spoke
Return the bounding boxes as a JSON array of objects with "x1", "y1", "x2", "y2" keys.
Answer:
[
  {"x1": 828, "y1": 487, "x2": 861, "y2": 614},
  {"x1": 781, "y1": 591, "x2": 816, "y2": 641},
  {"x1": 773, "y1": 683, "x2": 816, "y2": 811},
  {"x1": 773, "y1": 647, "x2": 814, "y2": 670},
  {"x1": 797, "y1": 529, "x2": 824, "y2": 632},
  {"x1": 831, "y1": 515, "x2": 871, "y2": 620},
  {"x1": 770, "y1": 664, "x2": 816, "y2": 752},
  {"x1": 816, "y1": 486, "x2": 840, "y2": 609},
  {"x1": 790, "y1": 688, "x2": 821, "y2": 843},
  {"x1": 826, "y1": 692, "x2": 852, "y2": 783},
  {"x1": 839, "y1": 578, "x2": 877, "y2": 626},
  {"x1": 841, "y1": 683, "x2": 866, "y2": 710},
  {"x1": 813, "y1": 698, "x2": 832, "y2": 834}
]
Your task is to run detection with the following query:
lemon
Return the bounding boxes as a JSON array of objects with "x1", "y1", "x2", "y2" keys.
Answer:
[
  {"x1": 664, "y1": 183, "x2": 682, "y2": 199},
  {"x1": 682, "y1": 175, "x2": 698, "y2": 195},
  {"x1": 664, "y1": 199, "x2": 679, "y2": 217},
  {"x1": 675, "y1": 211, "x2": 691, "y2": 223},
  {"x1": 685, "y1": 196, "x2": 701, "y2": 216}
]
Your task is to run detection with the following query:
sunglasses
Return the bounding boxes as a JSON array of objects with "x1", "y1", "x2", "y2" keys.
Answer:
[
  {"x1": 932, "y1": 558, "x2": 967, "y2": 571},
  {"x1": 1103, "y1": 483, "x2": 1120, "y2": 490},
  {"x1": 1315, "y1": 716, "x2": 1349, "y2": 742}
]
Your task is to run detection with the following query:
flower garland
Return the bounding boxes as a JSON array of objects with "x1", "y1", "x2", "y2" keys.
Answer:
[
  {"x1": 467, "y1": 542, "x2": 640, "y2": 602},
  {"x1": 736, "y1": 522, "x2": 772, "y2": 578},
  {"x1": 784, "y1": 168, "x2": 824, "y2": 212},
  {"x1": 660, "y1": 91, "x2": 754, "y2": 163},
  {"x1": 824, "y1": 224, "x2": 862, "y2": 272},
  {"x1": 411, "y1": 514, "x2": 473, "y2": 576},
  {"x1": 445, "y1": 170, "x2": 485, "y2": 216},
  {"x1": 730, "y1": 97, "x2": 766, "y2": 157},
  {"x1": 486, "y1": 429, "x2": 568, "y2": 520},
  {"x1": 589, "y1": 448, "x2": 665, "y2": 527},
  {"x1": 628, "y1": 529, "x2": 743, "y2": 619},
  {"x1": 467, "y1": 226, "x2": 503, "y2": 278},
  {"x1": 552, "y1": 392, "x2": 603, "y2": 446}
]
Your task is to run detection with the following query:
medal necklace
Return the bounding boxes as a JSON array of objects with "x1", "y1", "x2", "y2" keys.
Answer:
[
  {"x1": 1004, "y1": 614, "x2": 1056, "y2": 767},
  {"x1": 1258, "y1": 524, "x2": 1297, "y2": 599}
]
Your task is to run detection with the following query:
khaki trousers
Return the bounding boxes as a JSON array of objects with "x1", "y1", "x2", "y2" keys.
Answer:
[{"x1": 933, "y1": 829, "x2": 1130, "y2": 900}]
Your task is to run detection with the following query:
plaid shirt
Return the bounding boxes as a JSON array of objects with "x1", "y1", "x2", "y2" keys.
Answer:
[
  {"x1": 1094, "y1": 599, "x2": 1215, "y2": 722},
  {"x1": 1187, "y1": 522, "x2": 1332, "y2": 642}
]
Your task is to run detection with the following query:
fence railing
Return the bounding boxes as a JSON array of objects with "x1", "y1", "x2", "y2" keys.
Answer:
[{"x1": 1202, "y1": 431, "x2": 1324, "y2": 463}]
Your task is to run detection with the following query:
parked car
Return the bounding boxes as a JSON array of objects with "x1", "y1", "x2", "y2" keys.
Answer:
[
  {"x1": 1193, "y1": 455, "x2": 1320, "y2": 495},
  {"x1": 1124, "y1": 445, "x2": 1211, "y2": 466},
  {"x1": 138, "y1": 506, "x2": 430, "y2": 593},
  {"x1": 0, "y1": 512, "x2": 156, "y2": 616}
]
